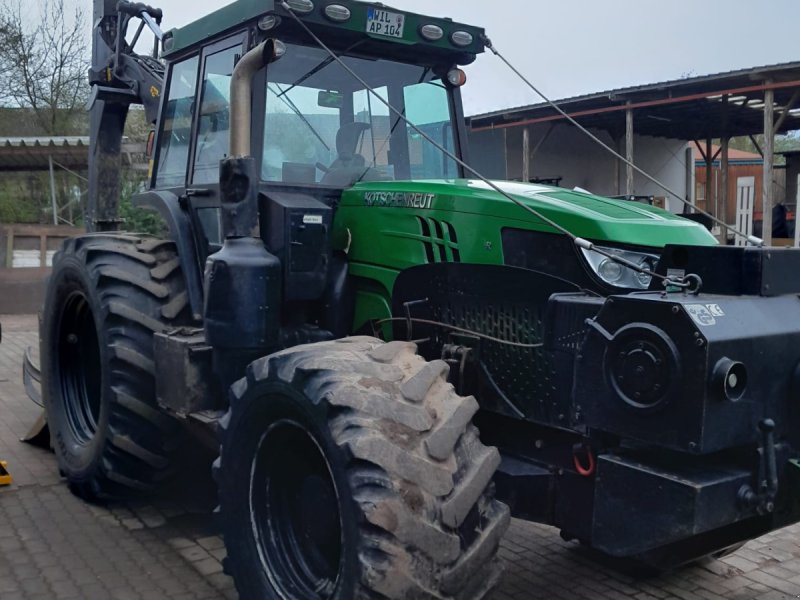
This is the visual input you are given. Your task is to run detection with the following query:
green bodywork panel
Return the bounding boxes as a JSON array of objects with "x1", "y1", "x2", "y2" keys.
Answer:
[
  {"x1": 163, "y1": 0, "x2": 485, "y2": 58},
  {"x1": 164, "y1": 0, "x2": 271, "y2": 55},
  {"x1": 159, "y1": 2, "x2": 715, "y2": 335},
  {"x1": 332, "y1": 179, "x2": 718, "y2": 329}
]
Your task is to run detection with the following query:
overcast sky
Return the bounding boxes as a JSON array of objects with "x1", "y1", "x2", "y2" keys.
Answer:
[{"x1": 143, "y1": 0, "x2": 799, "y2": 116}]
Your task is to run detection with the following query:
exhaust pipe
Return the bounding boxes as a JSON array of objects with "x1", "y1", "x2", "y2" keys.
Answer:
[
  {"x1": 221, "y1": 39, "x2": 284, "y2": 239},
  {"x1": 229, "y1": 39, "x2": 285, "y2": 158},
  {"x1": 205, "y1": 39, "x2": 285, "y2": 365}
]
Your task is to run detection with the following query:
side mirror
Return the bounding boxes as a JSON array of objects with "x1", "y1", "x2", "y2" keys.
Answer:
[
  {"x1": 318, "y1": 90, "x2": 343, "y2": 109},
  {"x1": 146, "y1": 129, "x2": 156, "y2": 159}
]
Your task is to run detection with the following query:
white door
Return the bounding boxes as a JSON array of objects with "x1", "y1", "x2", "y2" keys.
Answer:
[{"x1": 735, "y1": 176, "x2": 755, "y2": 246}]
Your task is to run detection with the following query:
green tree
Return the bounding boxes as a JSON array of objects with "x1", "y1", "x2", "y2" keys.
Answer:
[
  {"x1": 118, "y1": 175, "x2": 167, "y2": 237},
  {"x1": 729, "y1": 133, "x2": 800, "y2": 162}
]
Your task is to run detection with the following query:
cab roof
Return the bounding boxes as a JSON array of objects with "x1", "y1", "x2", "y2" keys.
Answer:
[{"x1": 162, "y1": 0, "x2": 485, "y2": 64}]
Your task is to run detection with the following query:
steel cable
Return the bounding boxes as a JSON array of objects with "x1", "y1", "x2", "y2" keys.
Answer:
[
  {"x1": 278, "y1": 2, "x2": 698, "y2": 291},
  {"x1": 481, "y1": 35, "x2": 763, "y2": 247}
]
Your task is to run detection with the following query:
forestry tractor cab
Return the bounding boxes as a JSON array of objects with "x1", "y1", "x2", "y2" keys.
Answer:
[{"x1": 32, "y1": 0, "x2": 800, "y2": 597}]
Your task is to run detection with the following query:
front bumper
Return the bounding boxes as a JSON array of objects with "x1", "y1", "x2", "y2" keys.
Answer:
[{"x1": 590, "y1": 449, "x2": 800, "y2": 557}]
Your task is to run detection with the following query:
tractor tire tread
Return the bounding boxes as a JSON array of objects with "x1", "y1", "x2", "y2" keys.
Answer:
[
  {"x1": 96, "y1": 265, "x2": 169, "y2": 298},
  {"x1": 46, "y1": 235, "x2": 190, "y2": 501},
  {"x1": 161, "y1": 291, "x2": 189, "y2": 320},
  {"x1": 219, "y1": 337, "x2": 508, "y2": 599}
]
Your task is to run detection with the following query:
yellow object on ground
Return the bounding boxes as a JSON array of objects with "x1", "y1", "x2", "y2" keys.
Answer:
[{"x1": 0, "y1": 460, "x2": 12, "y2": 486}]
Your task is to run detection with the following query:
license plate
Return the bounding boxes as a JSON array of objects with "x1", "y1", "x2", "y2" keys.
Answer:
[{"x1": 366, "y1": 8, "x2": 405, "y2": 39}]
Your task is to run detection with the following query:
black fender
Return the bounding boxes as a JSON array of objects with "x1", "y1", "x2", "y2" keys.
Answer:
[
  {"x1": 133, "y1": 190, "x2": 204, "y2": 321},
  {"x1": 319, "y1": 251, "x2": 355, "y2": 338}
]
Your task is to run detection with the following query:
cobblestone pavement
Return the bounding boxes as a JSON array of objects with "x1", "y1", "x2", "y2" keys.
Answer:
[{"x1": 2, "y1": 314, "x2": 800, "y2": 599}]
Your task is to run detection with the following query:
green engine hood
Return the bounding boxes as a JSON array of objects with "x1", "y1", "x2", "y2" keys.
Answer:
[{"x1": 342, "y1": 179, "x2": 718, "y2": 248}]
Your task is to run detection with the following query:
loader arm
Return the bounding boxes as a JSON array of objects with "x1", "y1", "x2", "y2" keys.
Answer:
[
  {"x1": 23, "y1": 0, "x2": 167, "y2": 442},
  {"x1": 87, "y1": 0, "x2": 165, "y2": 232}
]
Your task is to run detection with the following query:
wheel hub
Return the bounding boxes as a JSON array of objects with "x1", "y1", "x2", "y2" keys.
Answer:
[
  {"x1": 250, "y1": 420, "x2": 342, "y2": 598},
  {"x1": 58, "y1": 292, "x2": 102, "y2": 445}
]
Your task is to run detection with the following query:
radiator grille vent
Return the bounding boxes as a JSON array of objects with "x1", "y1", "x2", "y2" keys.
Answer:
[{"x1": 416, "y1": 217, "x2": 460, "y2": 263}]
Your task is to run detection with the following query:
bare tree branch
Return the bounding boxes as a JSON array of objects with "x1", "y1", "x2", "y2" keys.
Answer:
[{"x1": 0, "y1": 0, "x2": 88, "y2": 135}]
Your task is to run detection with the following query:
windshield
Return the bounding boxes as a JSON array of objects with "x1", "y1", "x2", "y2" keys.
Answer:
[{"x1": 262, "y1": 43, "x2": 458, "y2": 187}]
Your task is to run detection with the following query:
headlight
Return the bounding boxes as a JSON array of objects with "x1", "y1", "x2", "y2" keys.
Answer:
[{"x1": 580, "y1": 245, "x2": 660, "y2": 290}]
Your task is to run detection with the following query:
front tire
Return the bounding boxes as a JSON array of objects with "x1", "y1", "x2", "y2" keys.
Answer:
[
  {"x1": 41, "y1": 234, "x2": 190, "y2": 501},
  {"x1": 217, "y1": 337, "x2": 510, "y2": 599}
]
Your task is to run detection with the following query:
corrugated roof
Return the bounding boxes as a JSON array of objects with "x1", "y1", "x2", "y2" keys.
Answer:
[
  {"x1": 469, "y1": 60, "x2": 800, "y2": 141},
  {"x1": 0, "y1": 137, "x2": 145, "y2": 172},
  {"x1": 692, "y1": 144, "x2": 762, "y2": 162},
  {"x1": 470, "y1": 60, "x2": 800, "y2": 120},
  {"x1": 0, "y1": 137, "x2": 89, "y2": 171},
  {"x1": 0, "y1": 136, "x2": 89, "y2": 147}
]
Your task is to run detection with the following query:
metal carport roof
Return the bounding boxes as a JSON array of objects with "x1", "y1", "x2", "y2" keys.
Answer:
[
  {"x1": 0, "y1": 137, "x2": 89, "y2": 172},
  {"x1": 469, "y1": 61, "x2": 800, "y2": 140}
]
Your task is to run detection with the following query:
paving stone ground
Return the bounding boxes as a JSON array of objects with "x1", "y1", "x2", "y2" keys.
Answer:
[{"x1": 2, "y1": 313, "x2": 800, "y2": 599}]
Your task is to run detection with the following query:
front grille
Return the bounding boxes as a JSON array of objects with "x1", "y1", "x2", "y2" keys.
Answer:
[
  {"x1": 432, "y1": 299, "x2": 557, "y2": 422},
  {"x1": 393, "y1": 263, "x2": 580, "y2": 426}
]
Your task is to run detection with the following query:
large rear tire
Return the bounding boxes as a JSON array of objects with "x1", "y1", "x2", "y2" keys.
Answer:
[
  {"x1": 41, "y1": 234, "x2": 191, "y2": 501},
  {"x1": 216, "y1": 337, "x2": 510, "y2": 599}
]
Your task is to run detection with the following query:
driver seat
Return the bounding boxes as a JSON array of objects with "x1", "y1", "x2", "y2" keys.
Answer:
[{"x1": 321, "y1": 121, "x2": 371, "y2": 186}]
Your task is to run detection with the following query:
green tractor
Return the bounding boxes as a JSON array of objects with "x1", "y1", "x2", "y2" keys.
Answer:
[{"x1": 34, "y1": 0, "x2": 800, "y2": 597}]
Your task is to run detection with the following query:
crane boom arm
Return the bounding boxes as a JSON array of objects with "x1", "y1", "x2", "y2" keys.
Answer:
[{"x1": 87, "y1": 0, "x2": 165, "y2": 231}]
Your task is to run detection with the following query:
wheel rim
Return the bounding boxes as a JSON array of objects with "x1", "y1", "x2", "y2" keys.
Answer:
[
  {"x1": 250, "y1": 419, "x2": 343, "y2": 598},
  {"x1": 58, "y1": 292, "x2": 102, "y2": 445}
]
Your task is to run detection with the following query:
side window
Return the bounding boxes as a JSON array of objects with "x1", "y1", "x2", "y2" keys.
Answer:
[
  {"x1": 192, "y1": 45, "x2": 241, "y2": 185},
  {"x1": 155, "y1": 56, "x2": 200, "y2": 188},
  {"x1": 404, "y1": 81, "x2": 457, "y2": 179},
  {"x1": 352, "y1": 87, "x2": 394, "y2": 179},
  {"x1": 263, "y1": 84, "x2": 340, "y2": 183}
]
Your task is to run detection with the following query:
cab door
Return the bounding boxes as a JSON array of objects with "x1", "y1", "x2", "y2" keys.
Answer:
[
  {"x1": 186, "y1": 35, "x2": 247, "y2": 255},
  {"x1": 152, "y1": 34, "x2": 246, "y2": 258}
]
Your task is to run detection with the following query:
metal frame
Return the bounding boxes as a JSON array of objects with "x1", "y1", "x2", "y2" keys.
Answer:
[{"x1": 88, "y1": 0, "x2": 165, "y2": 232}]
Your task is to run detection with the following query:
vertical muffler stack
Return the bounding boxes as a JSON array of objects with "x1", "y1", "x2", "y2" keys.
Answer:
[{"x1": 204, "y1": 41, "x2": 285, "y2": 381}]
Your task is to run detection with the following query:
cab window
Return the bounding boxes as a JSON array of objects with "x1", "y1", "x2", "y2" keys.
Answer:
[
  {"x1": 263, "y1": 83, "x2": 340, "y2": 183},
  {"x1": 261, "y1": 43, "x2": 457, "y2": 187},
  {"x1": 192, "y1": 44, "x2": 241, "y2": 184},
  {"x1": 353, "y1": 87, "x2": 393, "y2": 179},
  {"x1": 404, "y1": 82, "x2": 457, "y2": 179},
  {"x1": 155, "y1": 56, "x2": 199, "y2": 188}
]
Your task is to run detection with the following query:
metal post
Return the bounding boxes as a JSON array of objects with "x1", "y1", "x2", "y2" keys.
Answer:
[
  {"x1": 685, "y1": 146, "x2": 694, "y2": 213},
  {"x1": 5, "y1": 230, "x2": 13, "y2": 268},
  {"x1": 763, "y1": 85, "x2": 775, "y2": 246},
  {"x1": 49, "y1": 155, "x2": 58, "y2": 226},
  {"x1": 720, "y1": 95, "x2": 729, "y2": 242},
  {"x1": 721, "y1": 136, "x2": 730, "y2": 243},
  {"x1": 502, "y1": 128, "x2": 508, "y2": 179},
  {"x1": 705, "y1": 138, "x2": 713, "y2": 217},
  {"x1": 39, "y1": 235, "x2": 47, "y2": 268},
  {"x1": 625, "y1": 102, "x2": 634, "y2": 196},
  {"x1": 522, "y1": 126, "x2": 530, "y2": 183},
  {"x1": 795, "y1": 173, "x2": 800, "y2": 248}
]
